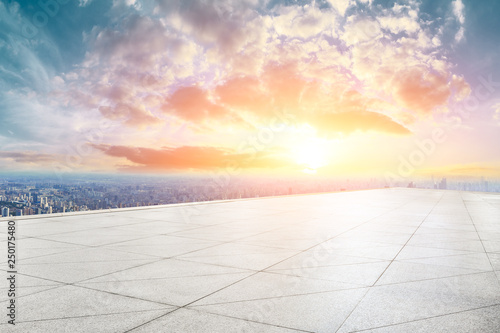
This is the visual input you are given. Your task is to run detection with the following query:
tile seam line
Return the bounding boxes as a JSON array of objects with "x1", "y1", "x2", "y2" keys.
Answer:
[
  {"x1": 155, "y1": 221, "x2": 307, "y2": 264},
  {"x1": 335, "y1": 192, "x2": 445, "y2": 333},
  {"x1": 18, "y1": 219, "x2": 218, "y2": 239},
  {"x1": 67, "y1": 258, "x2": 167, "y2": 285},
  {"x1": 0, "y1": 284, "x2": 62, "y2": 304},
  {"x1": 181, "y1": 308, "x2": 316, "y2": 333},
  {"x1": 396, "y1": 244, "x2": 485, "y2": 254},
  {"x1": 71, "y1": 283, "x2": 179, "y2": 308},
  {"x1": 0, "y1": 259, "x2": 167, "y2": 302},
  {"x1": 122, "y1": 306, "x2": 313, "y2": 333},
  {"x1": 371, "y1": 192, "x2": 445, "y2": 286},
  {"x1": 76, "y1": 271, "x2": 253, "y2": 285},
  {"x1": 186, "y1": 284, "x2": 369, "y2": 307},
  {"x1": 460, "y1": 191, "x2": 500, "y2": 287},
  {"x1": 347, "y1": 302, "x2": 500, "y2": 332},
  {"x1": 264, "y1": 268, "x2": 492, "y2": 291},
  {"x1": 0, "y1": 308, "x2": 174, "y2": 325}
]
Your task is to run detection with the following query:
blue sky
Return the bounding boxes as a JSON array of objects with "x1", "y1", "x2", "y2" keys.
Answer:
[{"x1": 1, "y1": 0, "x2": 499, "y2": 178}]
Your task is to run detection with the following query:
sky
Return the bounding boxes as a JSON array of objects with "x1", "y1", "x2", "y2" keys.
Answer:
[{"x1": 0, "y1": 0, "x2": 499, "y2": 181}]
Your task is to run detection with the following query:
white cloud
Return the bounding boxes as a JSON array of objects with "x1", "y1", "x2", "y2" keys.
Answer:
[
  {"x1": 342, "y1": 17, "x2": 382, "y2": 46},
  {"x1": 378, "y1": 15, "x2": 420, "y2": 34},
  {"x1": 272, "y1": 6, "x2": 336, "y2": 39},
  {"x1": 79, "y1": 0, "x2": 94, "y2": 7},
  {"x1": 493, "y1": 103, "x2": 500, "y2": 124},
  {"x1": 327, "y1": 0, "x2": 352, "y2": 17},
  {"x1": 455, "y1": 26, "x2": 465, "y2": 42},
  {"x1": 452, "y1": 0, "x2": 465, "y2": 24}
]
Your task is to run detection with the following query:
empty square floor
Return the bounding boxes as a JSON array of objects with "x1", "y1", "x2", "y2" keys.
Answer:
[{"x1": 1, "y1": 188, "x2": 500, "y2": 332}]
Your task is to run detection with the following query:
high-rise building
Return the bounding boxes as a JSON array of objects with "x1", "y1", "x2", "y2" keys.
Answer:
[
  {"x1": 2, "y1": 207, "x2": 9, "y2": 217},
  {"x1": 439, "y1": 178, "x2": 447, "y2": 190}
]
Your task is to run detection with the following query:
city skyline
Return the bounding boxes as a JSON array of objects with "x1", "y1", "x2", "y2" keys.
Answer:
[
  {"x1": 0, "y1": 172, "x2": 497, "y2": 217},
  {"x1": 1, "y1": 0, "x2": 500, "y2": 179}
]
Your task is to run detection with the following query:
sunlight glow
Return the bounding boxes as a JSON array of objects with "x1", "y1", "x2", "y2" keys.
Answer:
[{"x1": 293, "y1": 140, "x2": 330, "y2": 172}]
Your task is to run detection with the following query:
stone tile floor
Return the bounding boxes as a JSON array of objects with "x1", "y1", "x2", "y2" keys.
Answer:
[{"x1": 1, "y1": 188, "x2": 499, "y2": 332}]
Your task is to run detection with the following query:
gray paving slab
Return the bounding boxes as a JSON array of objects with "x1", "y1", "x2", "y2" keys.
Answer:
[{"x1": 0, "y1": 188, "x2": 499, "y2": 332}]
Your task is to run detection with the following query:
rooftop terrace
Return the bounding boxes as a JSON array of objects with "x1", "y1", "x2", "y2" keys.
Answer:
[{"x1": 1, "y1": 188, "x2": 500, "y2": 332}]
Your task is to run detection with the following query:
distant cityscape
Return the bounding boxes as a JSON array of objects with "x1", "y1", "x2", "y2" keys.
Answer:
[{"x1": 0, "y1": 173, "x2": 498, "y2": 217}]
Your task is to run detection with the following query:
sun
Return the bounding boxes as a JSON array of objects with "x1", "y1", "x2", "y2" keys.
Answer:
[{"x1": 292, "y1": 140, "x2": 329, "y2": 172}]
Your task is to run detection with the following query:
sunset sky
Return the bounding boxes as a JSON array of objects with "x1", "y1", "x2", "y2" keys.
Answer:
[{"x1": 1, "y1": 0, "x2": 499, "y2": 180}]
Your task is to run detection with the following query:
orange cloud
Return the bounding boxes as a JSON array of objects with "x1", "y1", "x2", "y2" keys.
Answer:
[
  {"x1": 213, "y1": 65, "x2": 411, "y2": 136},
  {"x1": 393, "y1": 68, "x2": 452, "y2": 114},
  {"x1": 93, "y1": 144, "x2": 287, "y2": 171},
  {"x1": 164, "y1": 86, "x2": 230, "y2": 122},
  {"x1": 215, "y1": 64, "x2": 319, "y2": 119},
  {"x1": 311, "y1": 111, "x2": 411, "y2": 135},
  {"x1": 215, "y1": 76, "x2": 269, "y2": 113}
]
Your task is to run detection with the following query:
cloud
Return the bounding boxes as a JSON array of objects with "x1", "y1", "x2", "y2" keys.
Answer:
[
  {"x1": 79, "y1": 0, "x2": 94, "y2": 7},
  {"x1": 93, "y1": 144, "x2": 286, "y2": 171},
  {"x1": 164, "y1": 86, "x2": 229, "y2": 122},
  {"x1": 273, "y1": 5, "x2": 336, "y2": 39},
  {"x1": 341, "y1": 17, "x2": 382, "y2": 46},
  {"x1": 209, "y1": 64, "x2": 411, "y2": 136},
  {"x1": 493, "y1": 103, "x2": 500, "y2": 125},
  {"x1": 215, "y1": 76, "x2": 269, "y2": 112},
  {"x1": 210, "y1": 63, "x2": 415, "y2": 135},
  {"x1": 156, "y1": 0, "x2": 264, "y2": 61},
  {"x1": 392, "y1": 68, "x2": 452, "y2": 115},
  {"x1": 87, "y1": 15, "x2": 191, "y2": 70},
  {"x1": 327, "y1": 0, "x2": 352, "y2": 17},
  {"x1": 452, "y1": 0, "x2": 465, "y2": 25},
  {"x1": 98, "y1": 103, "x2": 160, "y2": 128},
  {"x1": 378, "y1": 14, "x2": 420, "y2": 35},
  {"x1": 455, "y1": 26, "x2": 465, "y2": 42},
  {"x1": 55, "y1": 15, "x2": 204, "y2": 130},
  {"x1": 0, "y1": 151, "x2": 57, "y2": 164},
  {"x1": 311, "y1": 111, "x2": 411, "y2": 136},
  {"x1": 69, "y1": 0, "x2": 469, "y2": 131},
  {"x1": 420, "y1": 163, "x2": 500, "y2": 177},
  {"x1": 452, "y1": 0, "x2": 465, "y2": 42}
]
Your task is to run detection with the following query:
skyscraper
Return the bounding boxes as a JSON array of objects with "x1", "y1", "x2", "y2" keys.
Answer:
[{"x1": 1, "y1": 207, "x2": 9, "y2": 217}]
